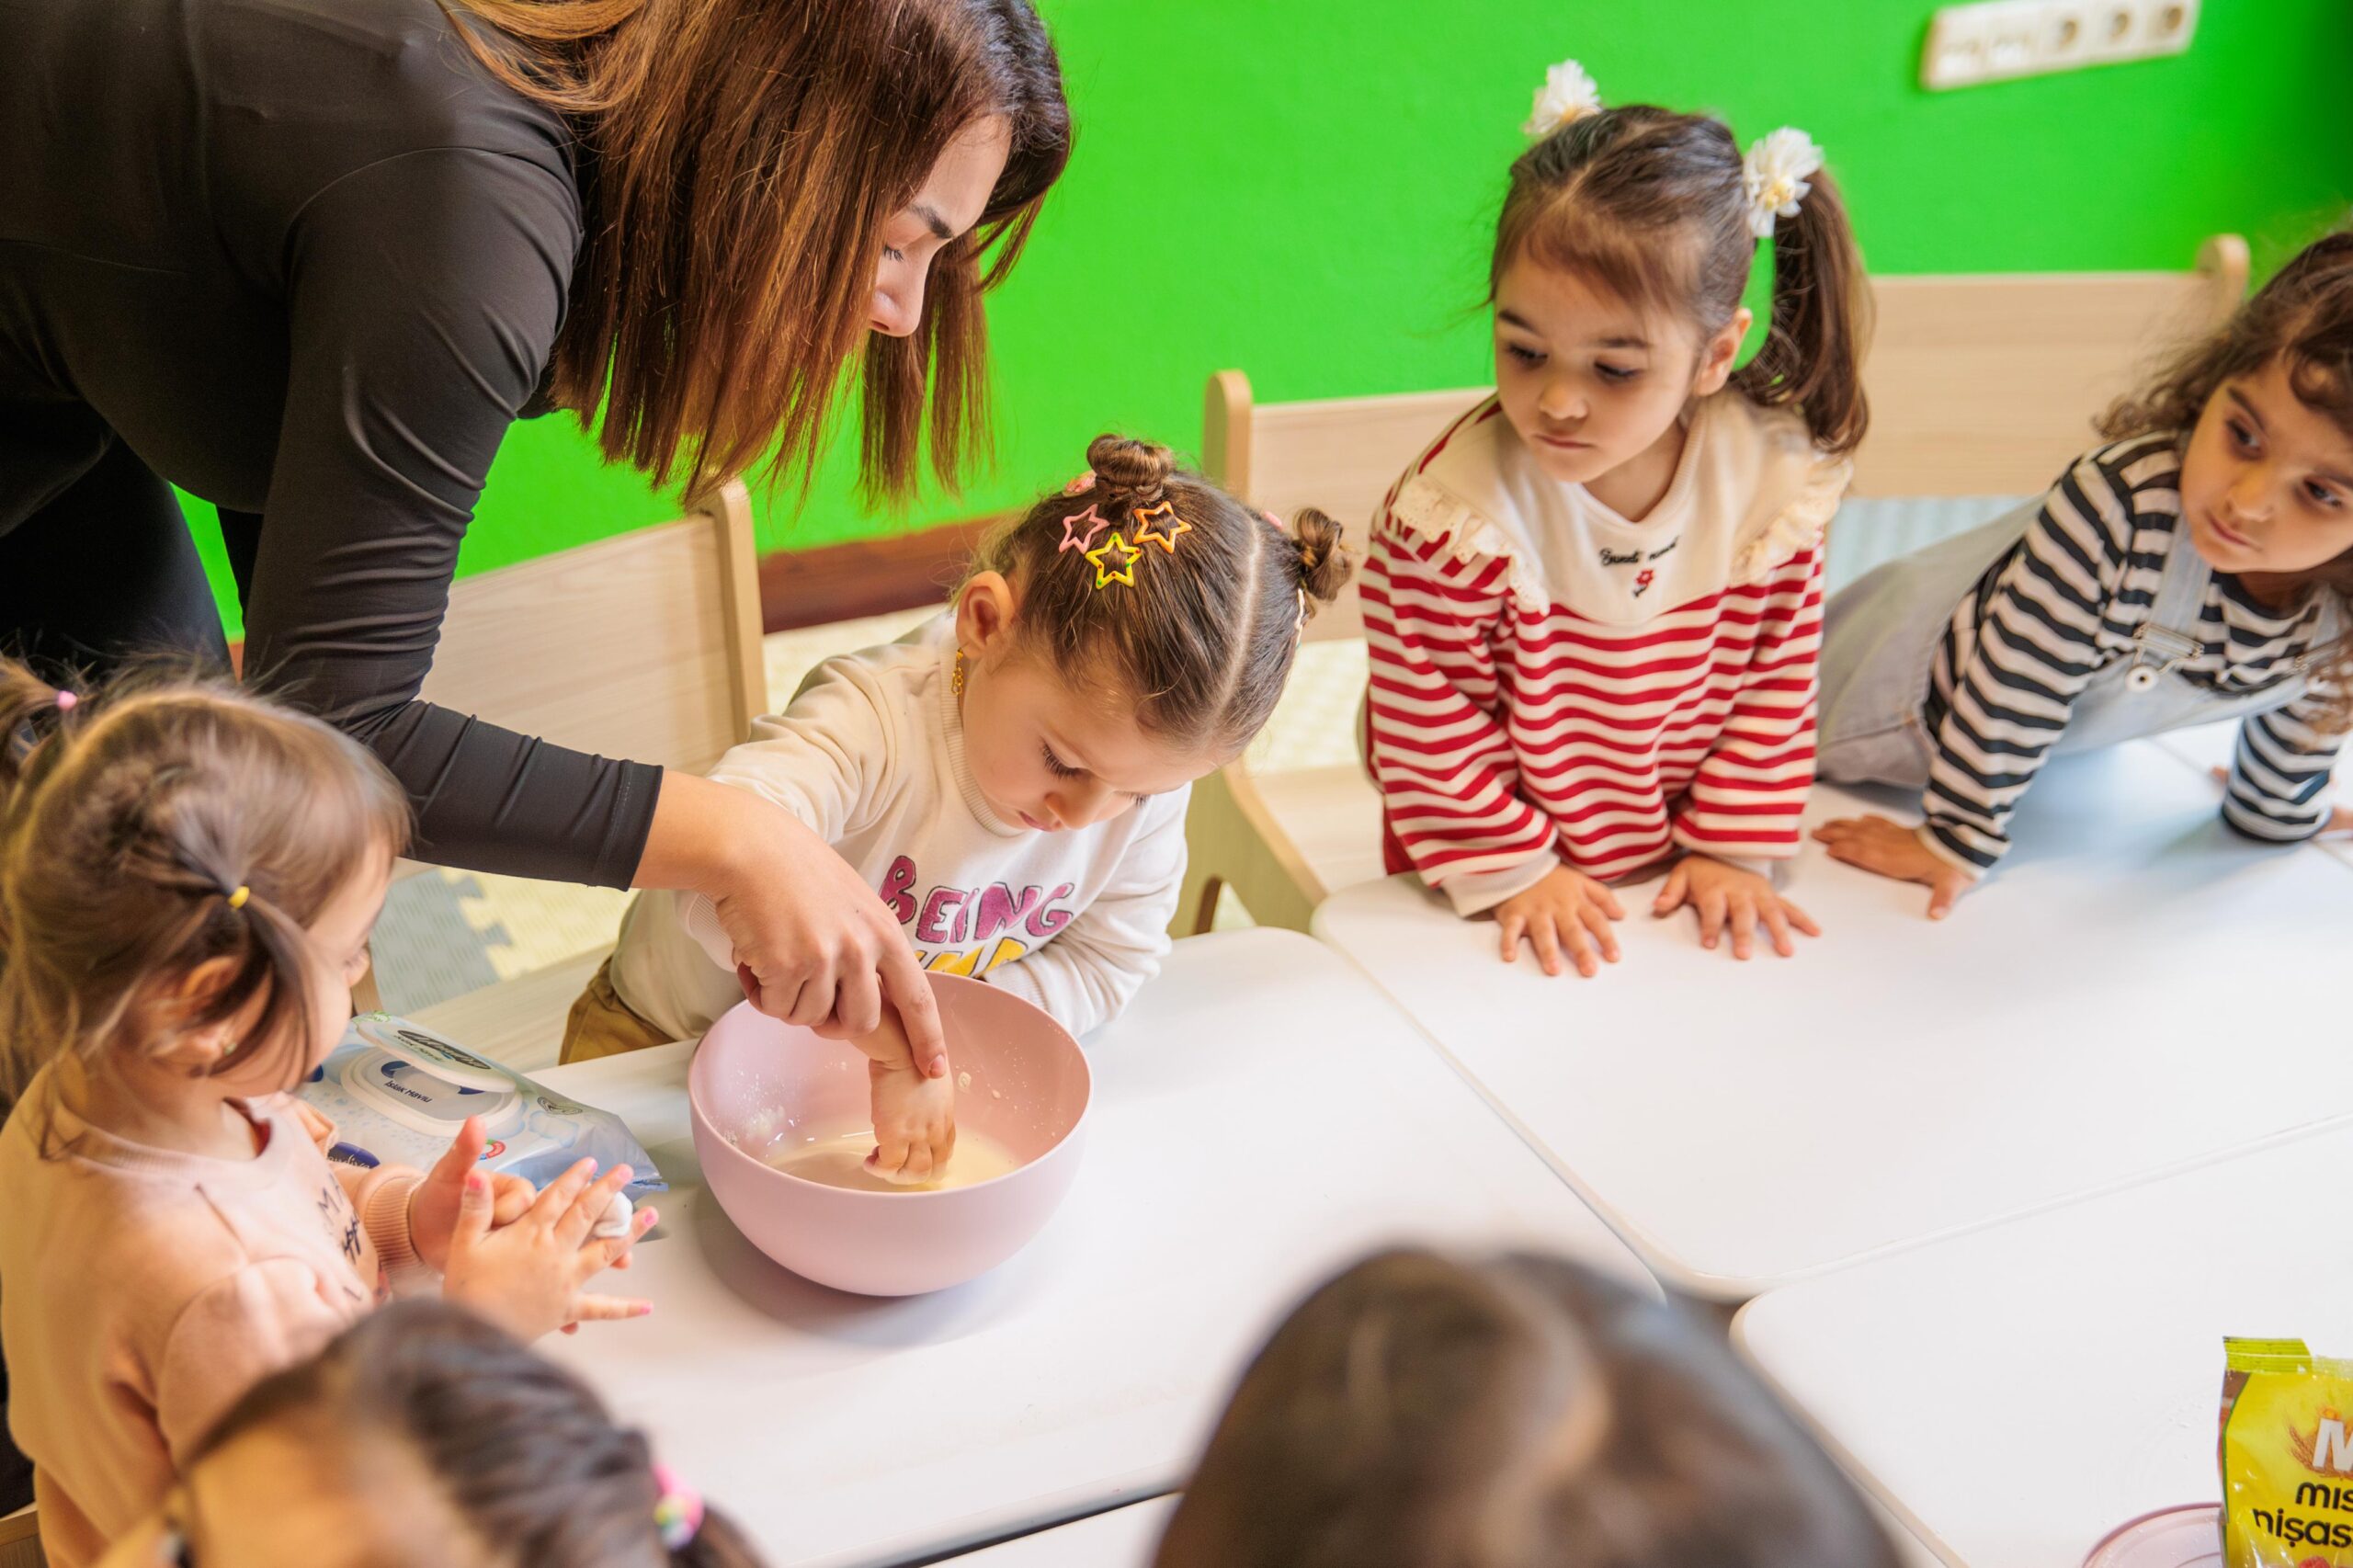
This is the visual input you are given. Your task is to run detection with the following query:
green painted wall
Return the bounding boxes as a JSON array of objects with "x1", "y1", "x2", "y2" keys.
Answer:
[{"x1": 197, "y1": 0, "x2": 2353, "y2": 636}]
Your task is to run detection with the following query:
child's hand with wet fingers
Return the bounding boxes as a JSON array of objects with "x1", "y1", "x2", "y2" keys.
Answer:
[
  {"x1": 860, "y1": 1002, "x2": 957, "y2": 1184},
  {"x1": 405, "y1": 1115, "x2": 539, "y2": 1273},
  {"x1": 441, "y1": 1157, "x2": 656, "y2": 1341}
]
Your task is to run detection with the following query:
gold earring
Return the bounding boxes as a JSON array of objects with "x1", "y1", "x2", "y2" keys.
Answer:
[{"x1": 951, "y1": 651, "x2": 968, "y2": 699}]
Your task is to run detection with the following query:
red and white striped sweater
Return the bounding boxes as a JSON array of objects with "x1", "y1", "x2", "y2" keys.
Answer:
[{"x1": 1363, "y1": 393, "x2": 1850, "y2": 914}]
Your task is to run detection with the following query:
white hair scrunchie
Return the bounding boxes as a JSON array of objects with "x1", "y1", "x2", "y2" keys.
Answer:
[
  {"x1": 1742, "y1": 127, "x2": 1824, "y2": 240},
  {"x1": 1523, "y1": 58, "x2": 1602, "y2": 139}
]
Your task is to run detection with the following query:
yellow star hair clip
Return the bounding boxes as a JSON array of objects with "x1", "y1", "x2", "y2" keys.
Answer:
[
  {"x1": 1130, "y1": 502, "x2": 1192, "y2": 555},
  {"x1": 1086, "y1": 531, "x2": 1143, "y2": 588}
]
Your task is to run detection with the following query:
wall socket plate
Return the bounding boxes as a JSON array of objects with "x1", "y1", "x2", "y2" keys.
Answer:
[{"x1": 1922, "y1": 0, "x2": 2200, "y2": 90}]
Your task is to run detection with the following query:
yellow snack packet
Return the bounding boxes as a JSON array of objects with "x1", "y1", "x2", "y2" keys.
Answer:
[{"x1": 2222, "y1": 1338, "x2": 2353, "y2": 1565}]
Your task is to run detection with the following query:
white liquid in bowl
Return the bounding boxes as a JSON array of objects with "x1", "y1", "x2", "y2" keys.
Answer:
[{"x1": 762, "y1": 1123, "x2": 1022, "y2": 1193}]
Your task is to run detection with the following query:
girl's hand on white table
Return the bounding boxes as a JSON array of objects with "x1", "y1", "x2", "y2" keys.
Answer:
[
  {"x1": 1651, "y1": 855, "x2": 1820, "y2": 960},
  {"x1": 1494, "y1": 865, "x2": 1624, "y2": 978},
  {"x1": 1812, "y1": 812, "x2": 1973, "y2": 920}
]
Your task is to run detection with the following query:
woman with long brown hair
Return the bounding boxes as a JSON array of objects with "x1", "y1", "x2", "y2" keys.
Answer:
[{"x1": 0, "y1": 0, "x2": 1073, "y2": 1067}]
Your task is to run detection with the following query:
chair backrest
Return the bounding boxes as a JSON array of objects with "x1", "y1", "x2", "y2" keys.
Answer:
[
  {"x1": 1203, "y1": 234, "x2": 2248, "y2": 634},
  {"x1": 397, "y1": 480, "x2": 766, "y2": 877},
  {"x1": 1202, "y1": 373, "x2": 1484, "y2": 642},
  {"x1": 1853, "y1": 233, "x2": 2246, "y2": 496}
]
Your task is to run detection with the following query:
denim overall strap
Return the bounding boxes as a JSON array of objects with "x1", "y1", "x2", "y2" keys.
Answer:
[{"x1": 2121, "y1": 528, "x2": 2213, "y2": 692}]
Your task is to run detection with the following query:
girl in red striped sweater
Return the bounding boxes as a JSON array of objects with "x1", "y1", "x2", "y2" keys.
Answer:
[{"x1": 1364, "y1": 61, "x2": 1869, "y2": 978}]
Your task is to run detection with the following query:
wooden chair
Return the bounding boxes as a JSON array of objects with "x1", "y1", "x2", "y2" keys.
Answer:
[
  {"x1": 1174, "y1": 236, "x2": 2250, "y2": 935},
  {"x1": 0, "y1": 1505, "x2": 43, "y2": 1568},
  {"x1": 353, "y1": 481, "x2": 765, "y2": 1058}
]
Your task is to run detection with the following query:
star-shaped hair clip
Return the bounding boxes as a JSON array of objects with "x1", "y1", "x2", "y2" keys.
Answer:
[
  {"x1": 1057, "y1": 505, "x2": 1108, "y2": 555},
  {"x1": 1086, "y1": 531, "x2": 1143, "y2": 588},
  {"x1": 1130, "y1": 502, "x2": 1193, "y2": 555}
]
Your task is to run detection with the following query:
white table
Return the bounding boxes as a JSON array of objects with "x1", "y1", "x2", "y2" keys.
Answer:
[
  {"x1": 1313, "y1": 741, "x2": 2353, "y2": 1298},
  {"x1": 934, "y1": 1499, "x2": 1174, "y2": 1567},
  {"x1": 1734, "y1": 1122, "x2": 2353, "y2": 1567},
  {"x1": 530, "y1": 930, "x2": 1650, "y2": 1568}
]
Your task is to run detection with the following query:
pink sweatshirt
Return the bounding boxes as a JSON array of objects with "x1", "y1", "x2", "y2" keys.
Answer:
[{"x1": 0, "y1": 1067, "x2": 422, "y2": 1568}]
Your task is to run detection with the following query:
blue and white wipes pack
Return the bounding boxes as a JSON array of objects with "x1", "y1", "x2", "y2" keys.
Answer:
[{"x1": 300, "y1": 1014, "x2": 665, "y2": 1201}]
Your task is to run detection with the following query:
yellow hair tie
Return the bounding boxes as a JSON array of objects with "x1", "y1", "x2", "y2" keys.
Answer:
[{"x1": 226, "y1": 885, "x2": 251, "y2": 911}]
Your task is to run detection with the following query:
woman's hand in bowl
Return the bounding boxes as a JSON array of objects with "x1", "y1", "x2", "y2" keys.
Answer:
[{"x1": 642, "y1": 774, "x2": 948, "y2": 1073}]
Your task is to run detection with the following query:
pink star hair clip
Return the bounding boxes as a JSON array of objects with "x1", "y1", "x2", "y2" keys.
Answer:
[{"x1": 1057, "y1": 505, "x2": 1108, "y2": 555}]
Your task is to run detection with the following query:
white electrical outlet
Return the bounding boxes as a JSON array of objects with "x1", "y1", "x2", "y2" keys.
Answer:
[{"x1": 1922, "y1": 0, "x2": 2198, "y2": 90}]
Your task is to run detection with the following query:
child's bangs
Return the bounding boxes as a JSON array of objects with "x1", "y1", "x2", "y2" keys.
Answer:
[{"x1": 1506, "y1": 197, "x2": 1699, "y2": 330}]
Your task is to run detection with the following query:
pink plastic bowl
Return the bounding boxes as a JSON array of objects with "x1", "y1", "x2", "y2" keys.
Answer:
[{"x1": 687, "y1": 975, "x2": 1091, "y2": 1296}]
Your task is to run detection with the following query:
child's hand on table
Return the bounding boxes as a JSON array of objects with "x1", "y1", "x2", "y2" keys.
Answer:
[
  {"x1": 442, "y1": 1158, "x2": 655, "y2": 1340},
  {"x1": 407, "y1": 1115, "x2": 540, "y2": 1273},
  {"x1": 852, "y1": 1003, "x2": 957, "y2": 1185},
  {"x1": 1651, "y1": 855, "x2": 1820, "y2": 960},
  {"x1": 1812, "y1": 813, "x2": 1973, "y2": 920},
  {"x1": 1495, "y1": 865, "x2": 1623, "y2": 978}
]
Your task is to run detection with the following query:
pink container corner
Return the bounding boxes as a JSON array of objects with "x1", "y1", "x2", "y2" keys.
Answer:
[
  {"x1": 2081, "y1": 1504, "x2": 2222, "y2": 1568},
  {"x1": 688, "y1": 973, "x2": 1091, "y2": 1297}
]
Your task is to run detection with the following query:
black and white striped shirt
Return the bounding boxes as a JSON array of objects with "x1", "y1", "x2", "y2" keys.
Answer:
[{"x1": 1922, "y1": 434, "x2": 2344, "y2": 873}]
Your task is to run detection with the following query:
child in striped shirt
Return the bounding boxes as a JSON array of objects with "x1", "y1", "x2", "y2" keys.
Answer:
[
  {"x1": 1364, "y1": 60, "x2": 1867, "y2": 979},
  {"x1": 1814, "y1": 231, "x2": 2353, "y2": 915}
]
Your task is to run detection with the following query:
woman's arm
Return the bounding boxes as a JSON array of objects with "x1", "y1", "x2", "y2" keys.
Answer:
[{"x1": 244, "y1": 145, "x2": 659, "y2": 887}]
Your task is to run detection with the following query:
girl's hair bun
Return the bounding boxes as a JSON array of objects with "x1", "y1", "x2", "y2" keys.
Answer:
[
  {"x1": 1085, "y1": 434, "x2": 1175, "y2": 505},
  {"x1": 1287, "y1": 508, "x2": 1356, "y2": 605}
]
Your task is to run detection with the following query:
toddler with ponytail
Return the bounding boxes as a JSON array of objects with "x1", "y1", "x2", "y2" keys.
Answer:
[
  {"x1": 579, "y1": 435, "x2": 1353, "y2": 1181},
  {"x1": 1362, "y1": 59, "x2": 1868, "y2": 978},
  {"x1": 0, "y1": 663, "x2": 652, "y2": 1568}
]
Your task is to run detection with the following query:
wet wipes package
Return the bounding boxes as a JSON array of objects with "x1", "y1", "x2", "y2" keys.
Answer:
[
  {"x1": 2220, "y1": 1338, "x2": 2353, "y2": 1566},
  {"x1": 300, "y1": 1015, "x2": 665, "y2": 1202}
]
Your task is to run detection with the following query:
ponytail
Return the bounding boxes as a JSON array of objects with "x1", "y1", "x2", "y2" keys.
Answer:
[
  {"x1": 1732, "y1": 166, "x2": 1871, "y2": 455},
  {"x1": 674, "y1": 1511, "x2": 768, "y2": 1567},
  {"x1": 0, "y1": 661, "x2": 78, "y2": 804},
  {"x1": 1290, "y1": 507, "x2": 1355, "y2": 609}
]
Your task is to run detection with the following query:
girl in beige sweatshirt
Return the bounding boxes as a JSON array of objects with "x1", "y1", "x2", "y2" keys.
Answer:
[{"x1": 0, "y1": 663, "x2": 654, "y2": 1568}]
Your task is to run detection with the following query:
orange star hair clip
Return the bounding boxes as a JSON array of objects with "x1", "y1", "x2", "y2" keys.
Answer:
[
  {"x1": 1086, "y1": 531, "x2": 1143, "y2": 588},
  {"x1": 1130, "y1": 502, "x2": 1192, "y2": 555}
]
